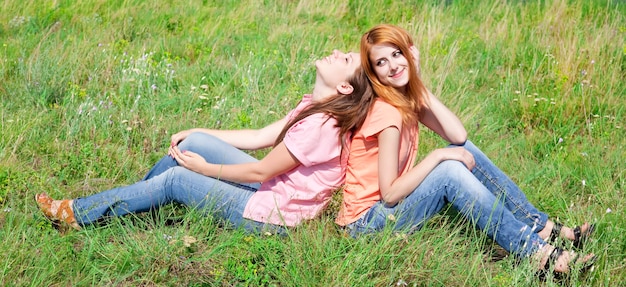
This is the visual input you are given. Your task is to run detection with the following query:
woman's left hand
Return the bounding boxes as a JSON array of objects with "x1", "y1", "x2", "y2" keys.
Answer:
[
  {"x1": 169, "y1": 146, "x2": 209, "y2": 174},
  {"x1": 409, "y1": 45, "x2": 421, "y2": 75}
]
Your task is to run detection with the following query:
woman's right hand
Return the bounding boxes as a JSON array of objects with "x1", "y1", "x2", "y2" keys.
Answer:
[
  {"x1": 170, "y1": 129, "x2": 195, "y2": 147},
  {"x1": 435, "y1": 147, "x2": 475, "y2": 170},
  {"x1": 168, "y1": 129, "x2": 194, "y2": 157}
]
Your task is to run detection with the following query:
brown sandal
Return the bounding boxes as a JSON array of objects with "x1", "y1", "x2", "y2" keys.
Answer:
[{"x1": 35, "y1": 193, "x2": 81, "y2": 230}]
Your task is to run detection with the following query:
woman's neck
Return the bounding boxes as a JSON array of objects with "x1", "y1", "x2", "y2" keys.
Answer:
[
  {"x1": 311, "y1": 84, "x2": 335, "y2": 103},
  {"x1": 396, "y1": 86, "x2": 407, "y2": 94}
]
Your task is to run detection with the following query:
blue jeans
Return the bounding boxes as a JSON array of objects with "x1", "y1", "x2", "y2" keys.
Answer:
[
  {"x1": 460, "y1": 140, "x2": 549, "y2": 232},
  {"x1": 72, "y1": 132, "x2": 284, "y2": 234},
  {"x1": 345, "y1": 141, "x2": 547, "y2": 258}
]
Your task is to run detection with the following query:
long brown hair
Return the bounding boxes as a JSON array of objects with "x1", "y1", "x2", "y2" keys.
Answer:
[
  {"x1": 360, "y1": 24, "x2": 428, "y2": 124},
  {"x1": 274, "y1": 68, "x2": 374, "y2": 148}
]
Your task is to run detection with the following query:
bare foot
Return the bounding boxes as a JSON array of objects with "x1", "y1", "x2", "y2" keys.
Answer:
[
  {"x1": 537, "y1": 221, "x2": 555, "y2": 240},
  {"x1": 536, "y1": 244, "x2": 596, "y2": 276},
  {"x1": 539, "y1": 220, "x2": 593, "y2": 247}
]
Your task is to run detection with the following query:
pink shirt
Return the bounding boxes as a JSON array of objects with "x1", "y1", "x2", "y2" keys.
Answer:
[{"x1": 243, "y1": 94, "x2": 348, "y2": 226}]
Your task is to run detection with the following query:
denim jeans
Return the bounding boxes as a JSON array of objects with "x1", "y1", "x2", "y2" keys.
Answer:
[
  {"x1": 72, "y1": 132, "x2": 285, "y2": 234},
  {"x1": 459, "y1": 140, "x2": 549, "y2": 232},
  {"x1": 345, "y1": 141, "x2": 547, "y2": 258}
]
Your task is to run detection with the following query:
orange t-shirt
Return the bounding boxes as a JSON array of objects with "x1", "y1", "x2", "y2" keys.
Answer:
[{"x1": 336, "y1": 99, "x2": 419, "y2": 226}]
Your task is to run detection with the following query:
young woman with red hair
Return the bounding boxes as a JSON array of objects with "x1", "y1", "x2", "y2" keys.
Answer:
[{"x1": 337, "y1": 24, "x2": 595, "y2": 278}]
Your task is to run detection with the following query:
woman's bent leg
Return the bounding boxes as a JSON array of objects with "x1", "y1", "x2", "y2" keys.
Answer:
[
  {"x1": 456, "y1": 140, "x2": 549, "y2": 231},
  {"x1": 142, "y1": 133, "x2": 261, "y2": 190},
  {"x1": 434, "y1": 160, "x2": 547, "y2": 257},
  {"x1": 350, "y1": 160, "x2": 547, "y2": 257},
  {"x1": 73, "y1": 166, "x2": 268, "y2": 230}
]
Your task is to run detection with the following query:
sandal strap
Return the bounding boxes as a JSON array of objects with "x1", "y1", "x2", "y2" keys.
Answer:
[
  {"x1": 573, "y1": 226, "x2": 581, "y2": 241},
  {"x1": 537, "y1": 247, "x2": 564, "y2": 281},
  {"x1": 580, "y1": 254, "x2": 597, "y2": 273},
  {"x1": 57, "y1": 199, "x2": 76, "y2": 225},
  {"x1": 572, "y1": 224, "x2": 595, "y2": 249},
  {"x1": 35, "y1": 194, "x2": 52, "y2": 218},
  {"x1": 549, "y1": 222, "x2": 563, "y2": 243},
  {"x1": 539, "y1": 247, "x2": 596, "y2": 280},
  {"x1": 568, "y1": 252, "x2": 597, "y2": 273},
  {"x1": 547, "y1": 247, "x2": 567, "y2": 280},
  {"x1": 548, "y1": 247, "x2": 564, "y2": 267}
]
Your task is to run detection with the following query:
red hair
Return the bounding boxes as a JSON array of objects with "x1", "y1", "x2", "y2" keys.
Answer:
[{"x1": 361, "y1": 24, "x2": 428, "y2": 123}]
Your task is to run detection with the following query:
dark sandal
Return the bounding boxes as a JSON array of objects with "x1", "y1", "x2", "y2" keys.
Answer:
[
  {"x1": 548, "y1": 222, "x2": 563, "y2": 243},
  {"x1": 573, "y1": 224, "x2": 595, "y2": 249},
  {"x1": 566, "y1": 251, "x2": 597, "y2": 278},
  {"x1": 537, "y1": 247, "x2": 597, "y2": 281},
  {"x1": 549, "y1": 222, "x2": 595, "y2": 249},
  {"x1": 578, "y1": 253, "x2": 597, "y2": 274},
  {"x1": 537, "y1": 247, "x2": 565, "y2": 281}
]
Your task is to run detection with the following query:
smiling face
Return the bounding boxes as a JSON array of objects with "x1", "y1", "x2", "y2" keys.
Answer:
[
  {"x1": 315, "y1": 50, "x2": 362, "y2": 89},
  {"x1": 359, "y1": 24, "x2": 428, "y2": 123},
  {"x1": 369, "y1": 44, "x2": 410, "y2": 90}
]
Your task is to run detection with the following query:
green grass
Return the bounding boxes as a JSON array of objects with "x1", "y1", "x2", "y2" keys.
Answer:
[{"x1": 1, "y1": 0, "x2": 624, "y2": 285}]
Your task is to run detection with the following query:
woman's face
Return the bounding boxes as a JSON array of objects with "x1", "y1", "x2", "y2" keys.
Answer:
[
  {"x1": 315, "y1": 49, "x2": 361, "y2": 88},
  {"x1": 369, "y1": 44, "x2": 410, "y2": 89}
]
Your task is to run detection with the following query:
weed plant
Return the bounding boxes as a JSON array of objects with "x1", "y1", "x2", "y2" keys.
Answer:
[{"x1": 0, "y1": 0, "x2": 624, "y2": 286}]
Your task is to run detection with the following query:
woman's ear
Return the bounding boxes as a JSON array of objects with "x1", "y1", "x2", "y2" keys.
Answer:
[{"x1": 336, "y1": 81, "x2": 354, "y2": 95}]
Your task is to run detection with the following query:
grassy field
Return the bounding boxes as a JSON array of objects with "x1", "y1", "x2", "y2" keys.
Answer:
[{"x1": 1, "y1": 0, "x2": 624, "y2": 286}]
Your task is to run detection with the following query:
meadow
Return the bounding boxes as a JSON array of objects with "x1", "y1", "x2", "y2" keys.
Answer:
[{"x1": 0, "y1": 0, "x2": 624, "y2": 286}]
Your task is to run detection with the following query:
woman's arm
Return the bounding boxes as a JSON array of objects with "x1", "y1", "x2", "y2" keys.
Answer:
[
  {"x1": 419, "y1": 91, "x2": 467, "y2": 145},
  {"x1": 170, "y1": 141, "x2": 299, "y2": 183},
  {"x1": 409, "y1": 43, "x2": 464, "y2": 143},
  {"x1": 170, "y1": 117, "x2": 288, "y2": 150},
  {"x1": 377, "y1": 127, "x2": 475, "y2": 205}
]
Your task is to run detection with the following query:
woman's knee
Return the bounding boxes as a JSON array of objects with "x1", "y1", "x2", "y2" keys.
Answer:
[
  {"x1": 423, "y1": 160, "x2": 469, "y2": 187},
  {"x1": 179, "y1": 132, "x2": 218, "y2": 151},
  {"x1": 436, "y1": 161, "x2": 489, "y2": 193},
  {"x1": 163, "y1": 166, "x2": 192, "y2": 181},
  {"x1": 450, "y1": 139, "x2": 478, "y2": 157},
  {"x1": 436, "y1": 160, "x2": 470, "y2": 176}
]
